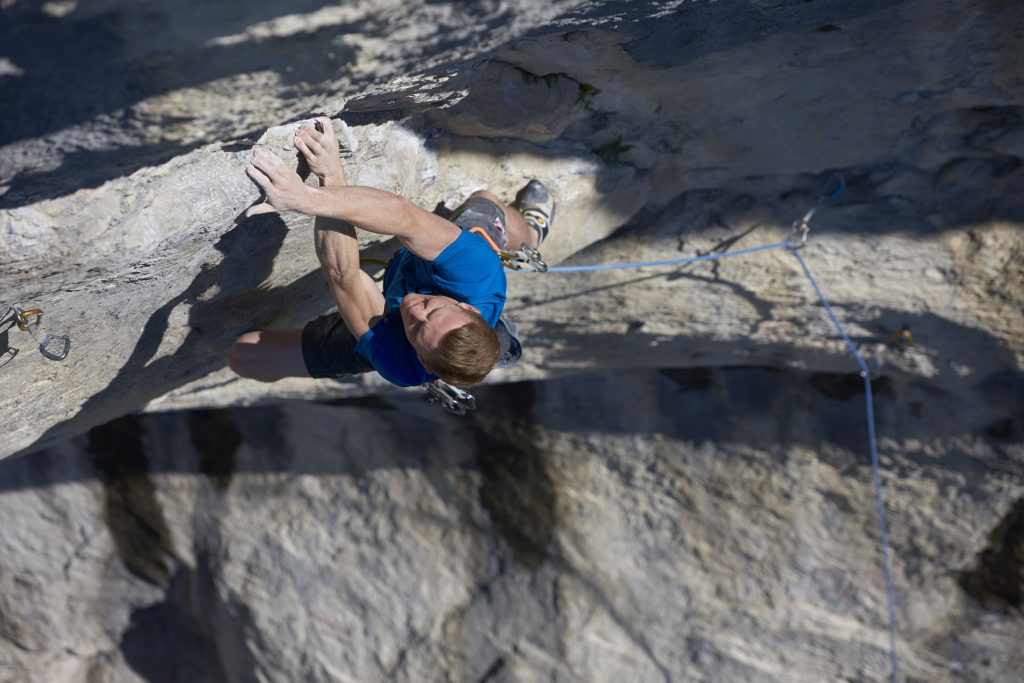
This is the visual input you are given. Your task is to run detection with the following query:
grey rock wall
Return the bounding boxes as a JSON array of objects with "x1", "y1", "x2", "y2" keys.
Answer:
[
  {"x1": 1, "y1": 1, "x2": 1023, "y2": 682},
  {"x1": 1, "y1": 369, "x2": 1022, "y2": 682},
  {"x1": 2, "y1": 0, "x2": 1022, "y2": 456}
]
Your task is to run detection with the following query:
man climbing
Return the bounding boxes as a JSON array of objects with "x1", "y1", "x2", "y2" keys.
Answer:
[{"x1": 228, "y1": 117, "x2": 554, "y2": 389}]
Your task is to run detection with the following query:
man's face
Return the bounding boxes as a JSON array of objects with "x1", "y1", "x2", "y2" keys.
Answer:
[{"x1": 400, "y1": 293, "x2": 480, "y2": 359}]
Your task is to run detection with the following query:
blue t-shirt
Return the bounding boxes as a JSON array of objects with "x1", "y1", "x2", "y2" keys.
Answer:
[{"x1": 354, "y1": 229, "x2": 506, "y2": 386}]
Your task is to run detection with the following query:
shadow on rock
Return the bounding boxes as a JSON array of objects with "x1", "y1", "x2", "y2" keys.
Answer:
[
  {"x1": 17, "y1": 211, "x2": 326, "y2": 457},
  {"x1": 0, "y1": 5, "x2": 362, "y2": 207},
  {"x1": 469, "y1": 382, "x2": 559, "y2": 570}
]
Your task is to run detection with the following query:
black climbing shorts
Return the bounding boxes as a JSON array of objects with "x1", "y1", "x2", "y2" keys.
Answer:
[
  {"x1": 301, "y1": 312, "x2": 375, "y2": 379},
  {"x1": 449, "y1": 196, "x2": 509, "y2": 250}
]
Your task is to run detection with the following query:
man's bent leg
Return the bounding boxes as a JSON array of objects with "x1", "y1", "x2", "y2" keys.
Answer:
[
  {"x1": 467, "y1": 190, "x2": 539, "y2": 250},
  {"x1": 228, "y1": 329, "x2": 309, "y2": 382},
  {"x1": 228, "y1": 315, "x2": 374, "y2": 382}
]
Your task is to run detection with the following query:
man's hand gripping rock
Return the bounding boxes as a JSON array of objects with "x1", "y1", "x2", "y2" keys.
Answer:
[
  {"x1": 245, "y1": 147, "x2": 316, "y2": 218},
  {"x1": 294, "y1": 117, "x2": 346, "y2": 188},
  {"x1": 245, "y1": 117, "x2": 347, "y2": 217}
]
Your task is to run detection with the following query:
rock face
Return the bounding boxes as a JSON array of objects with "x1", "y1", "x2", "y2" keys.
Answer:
[
  {"x1": 2, "y1": 372, "x2": 1023, "y2": 682},
  {"x1": 1, "y1": 0, "x2": 1023, "y2": 681}
]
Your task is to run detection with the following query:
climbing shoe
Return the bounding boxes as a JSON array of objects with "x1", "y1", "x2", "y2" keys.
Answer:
[{"x1": 513, "y1": 180, "x2": 555, "y2": 247}]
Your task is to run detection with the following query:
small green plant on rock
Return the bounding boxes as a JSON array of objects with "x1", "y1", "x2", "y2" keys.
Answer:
[
  {"x1": 542, "y1": 73, "x2": 563, "y2": 87},
  {"x1": 594, "y1": 136, "x2": 633, "y2": 164},
  {"x1": 576, "y1": 82, "x2": 600, "y2": 109}
]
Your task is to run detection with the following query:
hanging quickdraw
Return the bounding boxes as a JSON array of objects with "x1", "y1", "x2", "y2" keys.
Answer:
[
  {"x1": 789, "y1": 173, "x2": 846, "y2": 249},
  {"x1": 424, "y1": 379, "x2": 476, "y2": 415},
  {"x1": 7, "y1": 306, "x2": 71, "y2": 361},
  {"x1": 503, "y1": 243, "x2": 548, "y2": 272}
]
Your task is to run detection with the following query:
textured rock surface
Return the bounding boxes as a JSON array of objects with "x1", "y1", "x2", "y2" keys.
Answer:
[
  {"x1": 1, "y1": 371, "x2": 1023, "y2": 682},
  {"x1": 1, "y1": 0, "x2": 1023, "y2": 681},
  {"x1": 3, "y1": 0, "x2": 1022, "y2": 456}
]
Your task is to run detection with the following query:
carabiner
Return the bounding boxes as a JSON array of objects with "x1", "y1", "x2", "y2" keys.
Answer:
[
  {"x1": 502, "y1": 244, "x2": 548, "y2": 272},
  {"x1": 789, "y1": 212, "x2": 813, "y2": 249},
  {"x1": 424, "y1": 380, "x2": 476, "y2": 415},
  {"x1": 15, "y1": 308, "x2": 42, "y2": 332},
  {"x1": 38, "y1": 334, "x2": 71, "y2": 361},
  {"x1": 789, "y1": 173, "x2": 847, "y2": 249},
  {"x1": 12, "y1": 306, "x2": 71, "y2": 361}
]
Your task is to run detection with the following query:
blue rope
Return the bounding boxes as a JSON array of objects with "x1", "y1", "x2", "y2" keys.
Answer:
[
  {"x1": 789, "y1": 248, "x2": 899, "y2": 683},
  {"x1": 521, "y1": 240, "x2": 792, "y2": 274},
  {"x1": 514, "y1": 224, "x2": 900, "y2": 681}
]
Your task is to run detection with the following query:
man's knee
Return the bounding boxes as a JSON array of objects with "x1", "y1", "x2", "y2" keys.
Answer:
[
  {"x1": 227, "y1": 331, "x2": 263, "y2": 378},
  {"x1": 228, "y1": 329, "x2": 309, "y2": 382},
  {"x1": 228, "y1": 331, "x2": 286, "y2": 382},
  {"x1": 469, "y1": 189, "x2": 501, "y2": 204}
]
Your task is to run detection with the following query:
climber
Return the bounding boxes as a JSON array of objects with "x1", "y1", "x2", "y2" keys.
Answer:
[{"x1": 227, "y1": 117, "x2": 554, "y2": 389}]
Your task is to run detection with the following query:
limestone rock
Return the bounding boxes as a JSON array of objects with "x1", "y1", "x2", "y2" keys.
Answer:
[
  {"x1": 0, "y1": 1, "x2": 1022, "y2": 682},
  {"x1": 427, "y1": 60, "x2": 586, "y2": 143},
  {"x1": 2, "y1": 0, "x2": 1022, "y2": 457},
  {"x1": 1, "y1": 370, "x2": 1022, "y2": 681}
]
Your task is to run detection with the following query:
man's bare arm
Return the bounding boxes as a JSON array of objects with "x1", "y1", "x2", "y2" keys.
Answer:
[
  {"x1": 246, "y1": 149, "x2": 460, "y2": 261},
  {"x1": 314, "y1": 224, "x2": 385, "y2": 339},
  {"x1": 290, "y1": 119, "x2": 385, "y2": 338},
  {"x1": 308, "y1": 185, "x2": 460, "y2": 261}
]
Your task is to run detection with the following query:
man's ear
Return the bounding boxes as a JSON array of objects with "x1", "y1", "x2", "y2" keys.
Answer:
[{"x1": 462, "y1": 303, "x2": 481, "y2": 315}]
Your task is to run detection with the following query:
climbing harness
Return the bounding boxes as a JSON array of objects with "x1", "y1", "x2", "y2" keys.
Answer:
[
  {"x1": 425, "y1": 379, "x2": 476, "y2": 415},
  {"x1": 469, "y1": 227, "x2": 547, "y2": 272},
  {"x1": 3, "y1": 306, "x2": 71, "y2": 362}
]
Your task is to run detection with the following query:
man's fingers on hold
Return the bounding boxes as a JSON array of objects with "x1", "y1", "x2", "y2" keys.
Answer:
[
  {"x1": 245, "y1": 202, "x2": 277, "y2": 217},
  {"x1": 251, "y1": 150, "x2": 284, "y2": 179},
  {"x1": 245, "y1": 164, "x2": 273, "y2": 188},
  {"x1": 297, "y1": 129, "x2": 323, "y2": 151},
  {"x1": 305, "y1": 126, "x2": 326, "y2": 146},
  {"x1": 295, "y1": 137, "x2": 321, "y2": 161}
]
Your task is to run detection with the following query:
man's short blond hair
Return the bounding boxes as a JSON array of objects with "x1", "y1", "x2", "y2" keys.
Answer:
[{"x1": 422, "y1": 313, "x2": 500, "y2": 388}]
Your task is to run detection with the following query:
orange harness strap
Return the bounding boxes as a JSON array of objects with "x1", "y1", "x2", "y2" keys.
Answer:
[{"x1": 468, "y1": 226, "x2": 503, "y2": 255}]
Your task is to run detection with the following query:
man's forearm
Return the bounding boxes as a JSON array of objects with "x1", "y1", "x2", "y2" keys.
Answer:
[
  {"x1": 314, "y1": 221, "x2": 361, "y2": 289},
  {"x1": 306, "y1": 185, "x2": 414, "y2": 239},
  {"x1": 313, "y1": 172, "x2": 360, "y2": 286},
  {"x1": 303, "y1": 184, "x2": 460, "y2": 261}
]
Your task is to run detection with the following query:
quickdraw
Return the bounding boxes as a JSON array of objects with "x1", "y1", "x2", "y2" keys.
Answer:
[
  {"x1": 6, "y1": 306, "x2": 71, "y2": 362},
  {"x1": 502, "y1": 243, "x2": 548, "y2": 272},
  {"x1": 468, "y1": 227, "x2": 547, "y2": 272},
  {"x1": 789, "y1": 173, "x2": 846, "y2": 249},
  {"x1": 424, "y1": 379, "x2": 476, "y2": 415}
]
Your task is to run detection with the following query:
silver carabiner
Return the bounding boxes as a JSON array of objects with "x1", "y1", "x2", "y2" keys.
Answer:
[
  {"x1": 13, "y1": 307, "x2": 71, "y2": 361},
  {"x1": 789, "y1": 211, "x2": 814, "y2": 249},
  {"x1": 789, "y1": 173, "x2": 847, "y2": 249},
  {"x1": 38, "y1": 333, "x2": 71, "y2": 361},
  {"x1": 424, "y1": 380, "x2": 476, "y2": 415},
  {"x1": 503, "y1": 244, "x2": 548, "y2": 272}
]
